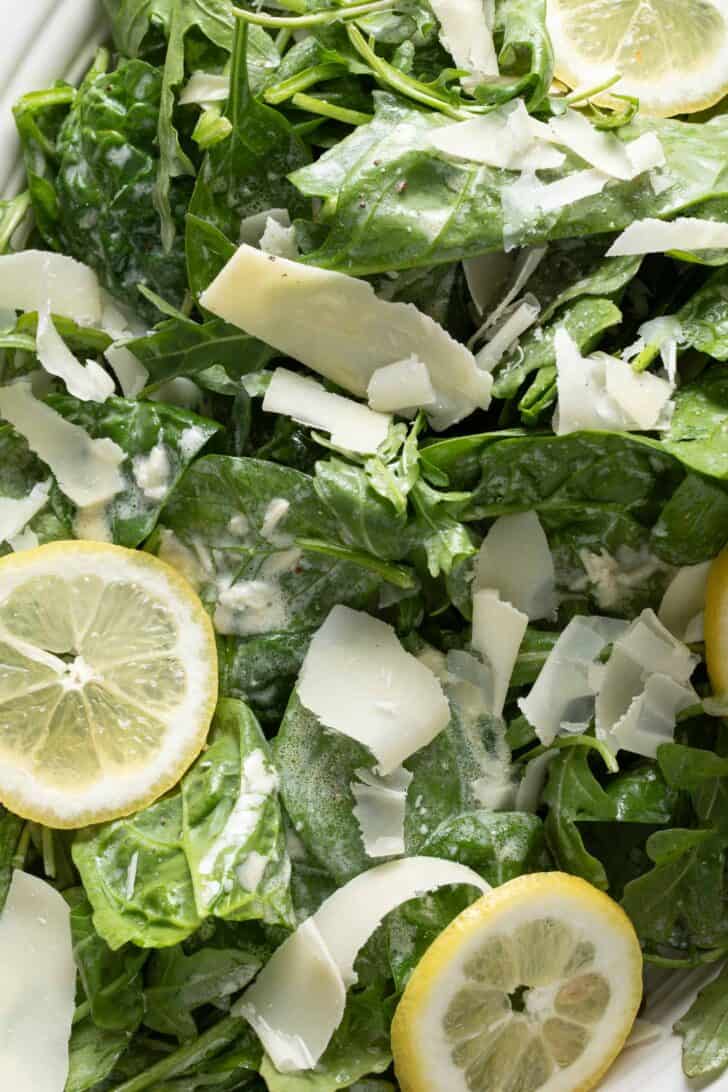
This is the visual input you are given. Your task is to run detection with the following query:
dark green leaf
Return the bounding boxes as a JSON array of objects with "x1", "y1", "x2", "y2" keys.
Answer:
[
  {"x1": 675, "y1": 962, "x2": 728, "y2": 1079},
  {"x1": 127, "y1": 316, "x2": 275, "y2": 389}
]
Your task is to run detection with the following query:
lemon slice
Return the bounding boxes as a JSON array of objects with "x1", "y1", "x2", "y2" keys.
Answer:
[
  {"x1": 0, "y1": 541, "x2": 217, "y2": 828},
  {"x1": 392, "y1": 872, "x2": 643, "y2": 1092},
  {"x1": 547, "y1": 0, "x2": 728, "y2": 117},
  {"x1": 705, "y1": 548, "x2": 728, "y2": 695}
]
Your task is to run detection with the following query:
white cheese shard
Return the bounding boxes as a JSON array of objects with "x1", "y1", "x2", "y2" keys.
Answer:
[
  {"x1": 471, "y1": 589, "x2": 528, "y2": 717},
  {"x1": 179, "y1": 71, "x2": 231, "y2": 105},
  {"x1": 553, "y1": 329, "x2": 673, "y2": 436},
  {"x1": 578, "y1": 545, "x2": 670, "y2": 613},
  {"x1": 607, "y1": 217, "x2": 728, "y2": 257},
  {"x1": 239, "y1": 208, "x2": 290, "y2": 246},
  {"x1": 658, "y1": 562, "x2": 710, "y2": 643},
  {"x1": 0, "y1": 479, "x2": 51, "y2": 545},
  {"x1": 36, "y1": 310, "x2": 114, "y2": 403},
  {"x1": 132, "y1": 443, "x2": 172, "y2": 502},
  {"x1": 351, "y1": 766, "x2": 413, "y2": 858},
  {"x1": 9, "y1": 528, "x2": 40, "y2": 552},
  {"x1": 519, "y1": 616, "x2": 628, "y2": 745},
  {"x1": 0, "y1": 250, "x2": 101, "y2": 325},
  {"x1": 515, "y1": 752, "x2": 554, "y2": 813},
  {"x1": 200, "y1": 245, "x2": 492, "y2": 430},
  {"x1": 428, "y1": 0, "x2": 499, "y2": 83},
  {"x1": 431, "y1": 102, "x2": 565, "y2": 170},
  {"x1": 367, "y1": 357, "x2": 436, "y2": 413},
  {"x1": 260, "y1": 217, "x2": 299, "y2": 260},
  {"x1": 0, "y1": 384, "x2": 125, "y2": 508},
  {"x1": 546, "y1": 110, "x2": 664, "y2": 181},
  {"x1": 297, "y1": 605, "x2": 451, "y2": 774},
  {"x1": 237, "y1": 857, "x2": 489, "y2": 1072},
  {"x1": 503, "y1": 169, "x2": 609, "y2": 249},
  {"x1": 0, "y1": 870, "x2": 76, "y2": 1092},
  {"x1": 636, "y1": 316, "x2": 683, "y2": 384},
  {"x1": 263, "y1": 367, "x2": 391, "y2": 455},
  {"x1": 104, "y1": 345, "x2": 149, "y2": 398},
  {"x1": 475, "y1": 296, "x2": 540, "y2": 371},
  {"x1": 473, "y1": 246, "x2": 547, "y2": 337},
  {"x1": 474, "y1": 511, "x2": 556, "y2": 621},
  {"x1": 463, "y1": 250, "x2": 515, "y2": 316},
  {"x1": 595, "y1": 609, "x2": 699, "y2": 757}
]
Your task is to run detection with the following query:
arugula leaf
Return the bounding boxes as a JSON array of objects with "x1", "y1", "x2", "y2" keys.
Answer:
[
  {"x1": 313, "y1": 456, "x2": 415, "y2": 562},
  {"x1": 186, "y1": 21, "x2": 309, "y2": 296},
  {"x1": 675, "y1": 962, "x2": 728, "y2": 1079},
  {"x1": 542, "y1": 749, "x2": 617, "y2": 891},
  {"x1": 143, "y1": 943, "x2": 262, "y2": 1041},
  {"x1": 126, "y1": 316, "x2": 275, "y2": 389},
  {"x1": 603, "y1": 764, "x2": 679, "y2": 824},
  {"x1": 64, "y1": 1018, "x2": 131, "y2": 1092},
  {"x1": 67, "y1": 888, "x2": 148, "y2": 1033},
  {"x1": 259, "y1": 986, "x2": 393, "y2": 1092},
  {"x1": 13, "y1": 85, "x2": 76, "y2": 251},
  {"x1": 49, "y1": 395, "x2": 219, "y2": 547},
  {"x1": 181, "y1": 697, "x2": 293, "y2": 927},
  {"x1": 157, "y1": 455, "x2": 381, "y2": 636},
  {"x1": 493, "y1": 0, "x2": 553, "y2": 108},
  {"x1": 622, "y1": 829, "x2": 728, "y2": 955}
]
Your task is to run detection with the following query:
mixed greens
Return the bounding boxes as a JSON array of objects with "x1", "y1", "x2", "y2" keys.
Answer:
[{"x1": 3, "y1": 0, "x2": 728, "y2": 1088}]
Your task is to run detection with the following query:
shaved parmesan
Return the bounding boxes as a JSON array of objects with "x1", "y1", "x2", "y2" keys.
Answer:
[
  {"x1": 596, "y1": 609, "x2": 698, "y2": 754},
  {"x1": 367, "y1": 357, "x2": 435, "y2": 413},
  {"x1": 474, "y1": 512, "x2": 556, "y2": 621},
  {"x1": 503, "y1": 168, "x2": 609, "y2": 249},
  {"x1": 0, "y1": 870, "x2": 76, "y2": 1091},
  {"x1": 659, "y1": 562, "x2": 710, "y2": 643},
  {"x1": 260, "y1": 217, "x2": 299, "y2": 260},
  {"x1": 179, "y1": 71, "x2": 230, "y2": 105},
  {"x1": 547, "y1": 110, "x2": 664, "y2": 181},
  {"x1": 132, "y1": 444, "x2": 172, "y2": 501},
  {"x1": 297, "y1": 605, "x2": 450, "y2": 774},
  {"x1": 0, "y1": 479, "x2": 51, "y2": 545},
  {"x1": 475, "y1": 296, "x2": 540, "y2": 371},
  {"x1": 431, "y1": 103, "x2": 565, "y2": 171},
  {"x1": 519, "y1": 616, "x2": 628, "y2": 745},
  {"x1": 36, "y1": 310, "x2": 114, "y2": 402},
  {"x1": 463, "y1": 251, "x2": 515, "y2": 315},
  {"x1": 240, "y1": 208, "x2": 290, "y2": 246},
  {"x1": 9, "y1": 528, "x2": 40, "y2": 552},
  {"x1": 263, "y1": 367, "x2": 390, "y2": 454},
  {"x1": 200, "y1": 245, "x2": 492, "y2": 430},
  {"x1": 516, "y1": 752, "x2": 554, "y2": 813},
  {"x1": 351, "y1": 766, "x2": 413, "y2": 857},
  {"x1": 0, "y1": 251, "x2": 101, "y2": 325},
  {"x1": 0, "y1": 383, "x2": 125, "y2": 507},
  {"x1": 607, "y1": 217, "x2": 728, "y2": 257},
  {"x1": 478, "y1": 246, "x2": 547, "y2": 335},
  {"x1": 238, "y1": 858, "x2": 489, "y2": 1071},
  {"x1": 104, "y1": 345, "x2": 149, "y2": 398},
  {"x1": 554, "y1": 329, "x2": 673, "y2": 435},
  {"x1": 636, "y1": 316, "x2": 683, "y2": 384},
  {"x1": 428, "y1": 0, "x2": 499, "y2": 82},
  {"x1": 471, "y1": 589, "x2": 528, "y2": 716}
]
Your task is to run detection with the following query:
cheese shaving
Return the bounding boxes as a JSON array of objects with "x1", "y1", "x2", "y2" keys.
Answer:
[
  {"x1": 263, "y1": 367, "x2": 391, "y2": 454},
  {"x1": 36, "y1": 310, "x2": 114, "y2": 403},
  {"x1": 474, "y1": 511, "x2": 556, "y2": 621},
  {"x1": 179, "y1": 72, "x2": 230, "y2": 105},
  {"x1": 0, "y1": 479, "x2": 51, "y2": 545},
  {"x1": 367, "y1": 357, "x2": 436, "y2": 413},
  {"x1": 0, "y1": 250, "x2": 101, "y2": 325},
  {"x1": 0, "y1": 383, "x2": 125, "y2": 508},
  {"x1": 431, "y1": 102, "x2": 565, "y2": 170},
  {"x1": 351, "y1": 766, "x2": 413, "y2": 857},
  {"x1": 658, "y1": 562, "x2": 710, "y2": 643},
  {"x1": 200, "y1": 245, "x2": 492, "y2": 430},
  {"x1": 471, "y1": 589, "x2": 528, "y2": 716},
  {"x1": 475, "y1": 296, "x2": 540, "y2": 371},
  {"x1": 547, "y1": 110, "x2": 664, "y2": 181},
  {"x1": 237, "y1": 858, "x2": 489, "y2": 1071},
  {"x1": 607, "y1": 217, "x2": 728, "y2": 257},
  {"x1": 297, "y1": 605, "x2": 450, "y2": 775},
  {"x1": 428, "y1": 0, "x2": 499, "y2": 83},
  {"x1": 240, "y1": 208, "x2": 290, "y2": 246},
  {"x1": 104, "y1": 344, "x2": 149, "y2": 398}
]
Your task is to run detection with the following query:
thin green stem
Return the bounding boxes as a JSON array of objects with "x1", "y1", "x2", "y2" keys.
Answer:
[
  {"x1": 517, "y1": 734, "x2": 619, "y2": 774},
  {"x1": 264, "y1": 63, "x2": 345, "y2": 105},
  {"x1": 291, "y1": 93, "x2": 373, "y2": 125},
  {"x1": 275, "y1": 26, "x2": 293, "y2": 52},
  {"x1": 11, "y1": 822, "x2": 33, "y2": 870},
  {"x1": 0, "y1": 192, "x2": 31, "y2": 254},
  {"x1": 631, "y1": 342, "x2": 661, "y2": 373},
  {"x1": 645, "y1": 946, "x2": 728, "y2": 969},
  {"x1": 564, "y1": 73, "x2": 622, "y2": 105},
  {"x1": 346, "y1": 26, "x2": 469, "y2": 120},
  {"x1": 73, "y1": 1000, "x2": 91, "y2": 1026},
  {"x1": 42, "y1": 826, "x2": 56, "y2": 879},
  {"x1": 234, "y1": 0, "x2": 394, "y2": 29},
  {"x1": 296, "y1": 537, "x2": 416, "y2": 587},
  {"x1": 110, "y1": 1015, "x2": 246, "y2": 1092}
]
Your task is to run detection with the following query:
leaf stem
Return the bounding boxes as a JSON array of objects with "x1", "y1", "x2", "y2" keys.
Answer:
[
  {"x1": 41, "y1": 826, "x2": 56, "y2": 879},
  {"x1": 72, "y1": 1000, "x2": 91, "y2": 1026},
  {"x1": 110, "y1": 1015, "x2": 247, "y2": 1092},
  {"x1": 517, "y1": 734, "x2": 619, "y2": 774},
  {"x1": 0, "y1": 191, "x2": 31, "y2": 254},
  {"x1": 564, "y1": 74, "x2": 622, "y2": 106},
  {"x1": 264, "y1": 63, "x2": 346, "y2": 105},
  {"x1": 631, "y1": 342, "x2": 661, "y2": 373},
  {"x1": 290, "y1": 92, "x2": 373, "y2": 125},
  {"x1": 645, "y1": 946, "x2": 728, "y2": 969},
  {"x1": 11, "y1": 821, "x2": 33, "y2": 870},
  {"x1": 295, "y1": 537, "x2": 416, "y2": 587},
  {"x1": 233, "y1": 0, "x2": 395, "y2": 29}
]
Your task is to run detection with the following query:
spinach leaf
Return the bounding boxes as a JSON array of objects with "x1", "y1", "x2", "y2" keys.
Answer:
[
  {"x1": 73, "y1": 792, "x2": 200, "y2": 950},
  {"x1": 53, "y1": 59, "x2": 189, "y2": 322},
  {"x1": 186, "y1": 21, "x2": 309, "y2": 296},
  {"x1": 526, "y1": 239, "x2": 642, "y2": 324},
  {"x1": 662, "y1": 369, "x2": 728, "y2": 480},
  {"x1": 0, "y1": 806, "x2": 23, "y2": 911},
  {"x1": 313, "y1": 457, "x2": 415, "y2": 562},
  {"x1": 218, "y1": 630, "x2": 314, "y2": 727},
  {"x1": 259, "y1": 986, "x2": 393, "y2": 1092},
  {"x1": 542, "y1": 749, "x2": 617, "y2": 891},
  {"x1": 143, "y1": 943, "x2": 261, "y2": 1041},
  {"x1": 652, "y1": 472, "x2": 728, "y2": 564},
  {"x1": 292, "y1": 97, "x2": 728, "y2": 274},
  {"x1": 49, "y1": 395, "x2": 219, "y2": 547},
  {"x1": 181, "y1": 697, "x2": 293, "y2": 927},
  {"x1": 675, "y1": 265, "x2": 728, "y2": 360},
  {"x1": 621, "y1": 829, "x2": 728, "y2": 955},
  {"x1": 675, "y1": 962, "x2": 728, "y2": 1079},
  {"x1": 156, "y1": 455, "x2": 380, "y2": 637},
  {"x1": 420, "y1": 810, "x2": 549, "y2": 884},
  {"x1": 67, "y1": 887, "x2": 148, "y2": 1033},
  {"x1": 603, "y1": 763, "x2": 679, "y2": 824},
  {"x1": 126, "y1": 316, "x2": 275, "y2": 389},
  {"x1": 64, "y1": 1018, "x2": 131, "y2": 1092}
]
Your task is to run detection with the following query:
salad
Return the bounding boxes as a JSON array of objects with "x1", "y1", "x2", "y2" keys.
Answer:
[{"x1": 1, "y1": 0, "x2": 728, "y2": 1090}]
